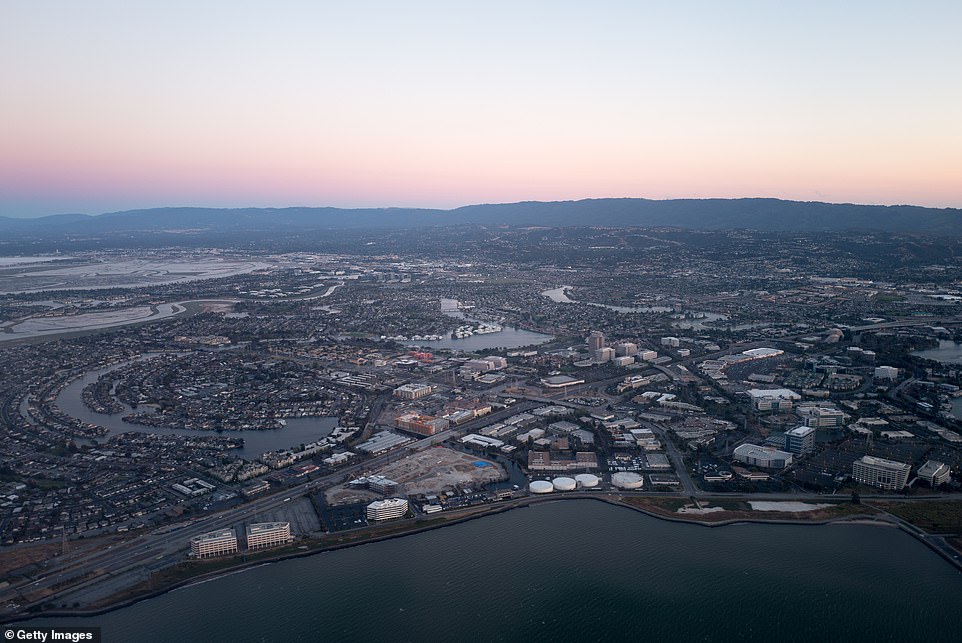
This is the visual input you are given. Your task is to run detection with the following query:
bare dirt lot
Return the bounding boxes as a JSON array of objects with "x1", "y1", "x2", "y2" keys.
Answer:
[{"x1": 325, "y1": 447, "x2": 505, "y2": 504}]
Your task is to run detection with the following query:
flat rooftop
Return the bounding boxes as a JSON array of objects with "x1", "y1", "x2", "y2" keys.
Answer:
[
  {"x1": 192, "y1": 528, "x2": 235, "y2": 543},
  {"x1": 247, "y1": 522, "x2": 290, "y2": 535},
  {"x1": 857, "y1": 455, "x2": 910, "y2": 470}
]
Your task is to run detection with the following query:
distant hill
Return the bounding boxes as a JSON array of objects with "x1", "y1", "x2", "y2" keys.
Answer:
[{"x1": 1, "y1": 198, "x2": 960, "y2": 235}]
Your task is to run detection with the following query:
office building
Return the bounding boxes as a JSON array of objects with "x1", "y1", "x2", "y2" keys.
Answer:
[
  {"x1": 395, "y1": 412, "x2": 449, "y2": 436},
  {"x1": 784, "y1": 426, "x2": 816, "y2": 455},
  {"x1": 587, "y1": 331, "x2": 605, "y2": 351},
  {"x1": 393, "y1": 383, "x2": 433, "y2": 400},
  {"x1": 190, "y1": 528, "x2": 238, "y2": 558},
  {"x1": 367, "y1": 475, "x2": 399, "y2": 495},
  {"x1": 246, "y1": 522, "x2": 292, "y2": 551},
  {"x1": 748, "y1": 388, "x2": 800, "y2": 412},
  {"x1": 852, "y1": 455, "x2": 911, "y2": 490},
  {"x1": 593, "y1": 347, "x2": 615, "y2": 362},
  {"x1": 874, "y1": 366, "x2": 899, "y2": 380},
  {"x1": 366, "y1": 498, "x2": 409, "y2": 521},
  {"x1": 614, "y1": 342, "x2": 638, "y2": 356},
  {"x1": 798, "y1": 406, "x2": 846, "y2": 428},
  {"x1": 917, "y1": 460, "x2": 951, "y2": 487}
]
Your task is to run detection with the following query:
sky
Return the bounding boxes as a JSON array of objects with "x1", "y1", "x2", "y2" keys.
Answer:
[{"x1": 1, "y1": 0, "x2": 961, "y2": 218}]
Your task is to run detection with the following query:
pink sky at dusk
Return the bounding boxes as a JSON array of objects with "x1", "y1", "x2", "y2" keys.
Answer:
[{"x1": 2, "y1": 1, "x2": 960, "y2": 217}]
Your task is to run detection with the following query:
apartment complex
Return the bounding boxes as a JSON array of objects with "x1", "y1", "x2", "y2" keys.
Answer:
[{"x1": 395, "y1": 412, "x2": 449, "y2": 436}]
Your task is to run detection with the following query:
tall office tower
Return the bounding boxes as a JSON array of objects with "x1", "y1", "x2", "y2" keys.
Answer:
[{"x1": 587, "y1": 331, "x2": 605, "y2": 351}]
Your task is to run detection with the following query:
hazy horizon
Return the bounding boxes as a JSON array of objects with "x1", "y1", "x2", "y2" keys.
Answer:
[
  {"x1": 3, "y1": 194, "x2": 962, "y2": 221},
  {"x1": 3, "y1": 1, "x2": 961, "y2": 218}
]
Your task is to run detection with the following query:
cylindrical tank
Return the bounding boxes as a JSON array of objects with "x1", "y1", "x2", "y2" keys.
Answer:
[
  {"x1": 529, "y1": 480, "x2": 554, "y2": 494},
  {"x1": 611, "y1": 472, "x2": 644, "y2": 489},
  {"x1": 574, "y1": 473, "x2": 600, "y2": 488},
  {"x1": 552, "y1": 476, "x2": 577, "y2": 492}
]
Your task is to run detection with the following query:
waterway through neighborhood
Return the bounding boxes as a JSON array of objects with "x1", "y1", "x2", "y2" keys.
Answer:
[{"x1": 52, "y1": 357, "x2": 337, "y2": 458}]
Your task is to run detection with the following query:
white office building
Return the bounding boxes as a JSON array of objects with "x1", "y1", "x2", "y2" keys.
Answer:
[
  {"x1": 798, "y1": 406, "x2": 846, "y2": 427},
  {"x1": 852, "y1": 455, "x2": 911, "y2": 490},
  {"x1": 874, "y1": 366, "x2": 899, "y2": 380},
  {"x1": 246, "y1": 522, "x2": 293, "y2": 551},
  {"x1": 366, "y1": 498, "x2": 409, "y2": 521},
  {"x1": 190, "y1": 528, "x2": 238, "y2": 558}
]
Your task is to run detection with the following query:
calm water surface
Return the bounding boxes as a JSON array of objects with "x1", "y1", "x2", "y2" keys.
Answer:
[
  {"x1": 54, "y1": 358, "x2": 337, "y2": 458},
  {"x1": 405, "y1": 310, "x2": 553, "y2": 351},
  {"x1": 913, "y1": 340, "x2": 962, "y2": 364},
  {"x1": 21, "y1": 500, "x2": 962, "y2": 642}
]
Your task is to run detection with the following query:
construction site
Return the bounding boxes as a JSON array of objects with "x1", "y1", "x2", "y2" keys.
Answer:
[{"x1": 324, "y1": 446, "x2": 507, "y2": 504}]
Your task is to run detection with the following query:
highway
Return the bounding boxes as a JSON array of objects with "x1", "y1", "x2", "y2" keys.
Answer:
[
  {"x1": 3, "y1": 341, "x2": 958, "y2": 614},
  {"x1": 0, "y1": 398, "x2": 543, "y2": 613}
]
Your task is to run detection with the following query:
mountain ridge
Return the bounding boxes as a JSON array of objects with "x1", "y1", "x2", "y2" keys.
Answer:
[{"x1": 1, "y1": 198, "x2": 960, "y2": 234}]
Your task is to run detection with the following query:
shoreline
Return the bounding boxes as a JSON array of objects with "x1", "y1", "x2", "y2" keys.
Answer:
[{"x1": 6, "y1": 492, "x2": 959, "y2": 625}]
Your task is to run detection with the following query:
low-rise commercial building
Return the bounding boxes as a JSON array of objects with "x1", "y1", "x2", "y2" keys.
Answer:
[
  {"x1": 541, "y1": 375, "x2": 585, "y2": 389},
  {"x1": 527, "y1": 451, "x2": 599, "y2": 472},
  {"x1": 357, "y1": 431, "x2": 412, "y2": 455},
  {"x1": 241, "y1": 480, "x2": 271, "y2": 498},
  {"x1": 393, "y1": 383, "x2": 433, "y2": 400},
  {"x1": 733, "y1": 444, "x2": 794, "y2": 469},
  {"x1": 748, "y1": 389, "x2": 800, "y2": 412},
  {"x1": 464, "y1": 356, "x2": 508, "y2": 372}
]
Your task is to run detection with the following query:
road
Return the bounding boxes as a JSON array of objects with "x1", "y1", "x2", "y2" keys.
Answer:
[
  {"x1": 0, "y1": 397, "x2": 546, "y2": 613},
  {"x1": 3, "y1": 345, "x2": 957, "y2": 614}
]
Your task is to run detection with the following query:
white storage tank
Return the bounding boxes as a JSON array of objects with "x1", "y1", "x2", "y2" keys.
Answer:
[
  {"x1": 574, "y1": 473, "x2": 600, "y2": 488},
  {"x1": 611, "y1": 472, "x2": 644, "y2": 489},
  {"x1": 529, "y1": 480, "x2": 554, "y2": 494},
  {"x1": 552, "y1": 476, "x2": 577, "y2": 492}
]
